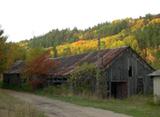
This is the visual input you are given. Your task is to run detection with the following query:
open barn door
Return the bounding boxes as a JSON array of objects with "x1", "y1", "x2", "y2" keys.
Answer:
[{"x1": 111, "y1": 81, "x2": 128, "y2": 99}]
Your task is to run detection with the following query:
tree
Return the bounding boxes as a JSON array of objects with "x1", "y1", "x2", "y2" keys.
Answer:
[
  {"x1": 0, "y1": 28, "x2": 7, "y2": 74},
  {"x1": 5, "y1": 42, "x2": 26, "y2": 69},
  {"x1": 136, "y1": 23, "x2": 160, "y2": 49},
  {"x1": 26, "y1": 47, "x2": 45, "y2": 62},
  {"x1": 52, "y1": 42, "x2": 58, "y2": 58},
  {"x1": 25, "y1": 50, "x2": 58, "y2": 76},
  {"x1": 63, "y1": 46, "x2": 71, "y2": 56},
  {"x1": 25, "y1": 50, "x2": 59, "y2": 89}
]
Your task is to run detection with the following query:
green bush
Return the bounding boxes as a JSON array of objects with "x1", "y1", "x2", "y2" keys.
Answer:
[
  {"x1": 70, "y1": 63, "x2": 107, "y2": 98},
  {"x1": 70, "y1": 63, "x2": 97, "y2": 95}
]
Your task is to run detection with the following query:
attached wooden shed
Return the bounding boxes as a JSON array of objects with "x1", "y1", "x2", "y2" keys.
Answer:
[
  {"x1": 3, "y1": 60, "x2": 25, "y2": 86},
  {"x1": 148, "y1": 70, "x2": 160, "y2": 104}
]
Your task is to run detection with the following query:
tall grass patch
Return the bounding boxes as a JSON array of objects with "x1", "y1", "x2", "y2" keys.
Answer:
[{"x1": 0, "y1": 90, "x2": 46, "y2": 117}]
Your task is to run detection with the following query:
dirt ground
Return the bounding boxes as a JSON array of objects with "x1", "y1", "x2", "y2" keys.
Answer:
[{"x1": 4, "y1": 90, "x2": 131, "y2": 117}]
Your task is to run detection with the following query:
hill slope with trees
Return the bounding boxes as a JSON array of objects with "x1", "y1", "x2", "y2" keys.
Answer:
[
  {"x1": 1, "y1": 13, "x2": 160, "y2": 74},
  {"x1": 19, "y1": 14, "x2": 160, "y2": 68}
]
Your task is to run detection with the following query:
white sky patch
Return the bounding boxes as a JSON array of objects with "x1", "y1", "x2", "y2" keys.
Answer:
[{"x1": 0, "y1": 0, "x2": 160, "y2": 42}]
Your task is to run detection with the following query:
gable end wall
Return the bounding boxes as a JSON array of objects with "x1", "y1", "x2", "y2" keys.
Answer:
[{"x1": 105, "y1": 48, "x2": 153, "y2": 97}]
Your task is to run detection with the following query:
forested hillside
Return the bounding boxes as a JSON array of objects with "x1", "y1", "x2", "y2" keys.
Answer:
[
  {"x1": 25, "y1": 14, "x2": 160, "y2": 48},
  {"x1": 20, "y1": 14, "x2": 160, "y2": 68},
  {"x1": 1, "y1": 13, "x2": 160, "y2": 75}
]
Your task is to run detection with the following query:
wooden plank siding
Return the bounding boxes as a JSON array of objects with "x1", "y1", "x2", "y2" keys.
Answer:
[{"x1": 105, "y1": 48, "x2": 153, "y2": 98}]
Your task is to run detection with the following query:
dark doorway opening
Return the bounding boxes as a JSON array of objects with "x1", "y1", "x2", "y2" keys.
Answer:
[{"x1": 111, "y1": 81, "x2": 128, "y2": 99}]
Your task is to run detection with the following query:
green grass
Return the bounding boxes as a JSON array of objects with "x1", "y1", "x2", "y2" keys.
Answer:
[
  {"x1": 0, "y1": 89, "x2": 46, "y2": 117},
  {"x1": 2, "y1": 81, "x2": 160, "y2": 117},
  {"x1": 36, "y1": 86, "x2": 160, "y2": 117}
]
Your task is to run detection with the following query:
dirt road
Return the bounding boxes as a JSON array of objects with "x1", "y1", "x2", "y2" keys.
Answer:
[{"x1": 5, "y1": 90, "x2": 131, "y2": 117}]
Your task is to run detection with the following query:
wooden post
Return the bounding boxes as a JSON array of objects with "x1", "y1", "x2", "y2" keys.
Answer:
[
  {"x1": 96, "y1": 34, "x2": 100, "y2": 97},
  {"x1": 97, "y1": 34, "x2": 104, "y2": 67},
  {"x1": 98, "y1": 34, "x2": 100, "y2": 51},
  {"x1": 53, "y1": 45, "x2": 57, "y2": 58},
  {"x1": 109, "y1": 68, "x2": 112, "y2": 98}
]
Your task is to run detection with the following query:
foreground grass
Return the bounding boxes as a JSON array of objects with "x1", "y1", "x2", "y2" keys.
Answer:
[
  {"x1": 36, "y1": 86, "x2": 160, "y2": 117},
  {"x1": 0, "y1": 89, "x2": 46, "y2": 117}
]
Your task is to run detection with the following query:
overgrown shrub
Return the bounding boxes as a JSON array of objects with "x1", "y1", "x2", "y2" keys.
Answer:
[
  {"x1": 29, "y1": 78, "x2": 46, "y2": 91},
  {"x1": 96, "y1": 69, "x2": 108, "y2": 98},
  {"x1": 70, "y1": 63, "x2": 107, "y2": 98},
  {"x1": 70, "y1": 63, "x2": 96, "y2": 95}
]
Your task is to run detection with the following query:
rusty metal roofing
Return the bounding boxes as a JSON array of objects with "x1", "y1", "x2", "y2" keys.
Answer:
[
  {"x1": 4, "y1": 60, "x2": 25, "y2": 74},
  {"x1": 49, "y1": 46, "x2": 129, "y2": 76},
  {"x1": 4, "y1": 46, "x2": 130, "y2": 76}
]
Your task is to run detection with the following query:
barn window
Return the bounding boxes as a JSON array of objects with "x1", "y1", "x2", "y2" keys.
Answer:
[{"x1": 128, "y1": 66, "x2": 132, "y2": 77}]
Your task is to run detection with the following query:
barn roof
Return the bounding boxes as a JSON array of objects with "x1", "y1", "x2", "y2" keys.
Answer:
[
  {"x1": 4, "y1": 60, "x2": 25, "y2": 74},
  {"x1": 49, "y1": 46, "x2": 129, "y2": 76},
  {"x1": 148, "y1": 70, "x2": 160, "y2": 77},
  {"x1": 4, "y1": 46, "x2": 153, "y2": 77}
]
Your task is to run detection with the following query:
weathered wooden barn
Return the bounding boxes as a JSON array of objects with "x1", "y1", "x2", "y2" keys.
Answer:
[
  {"x1": 3, "y1": 46, "x2": 154, "y2": 98},
  {"x1": 48, "y1": 46, "x2": 154, "y2": 98},
  {"x1": 3, "y1": 60, "x2": 25, "y2": 86}
]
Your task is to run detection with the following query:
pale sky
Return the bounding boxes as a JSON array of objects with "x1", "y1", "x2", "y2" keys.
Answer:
[{"x1": 0, "y1": 0, "x2": 160, "y2": 42}]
